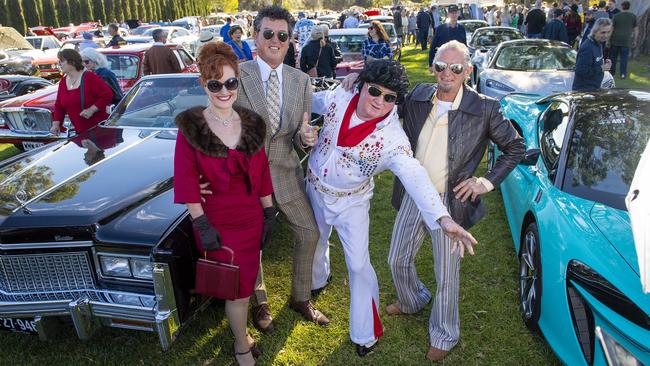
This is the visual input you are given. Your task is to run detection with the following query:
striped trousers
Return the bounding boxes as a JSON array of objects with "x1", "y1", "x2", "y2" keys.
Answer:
[{"x1": 388, "y1": 192, "x2": 461, "y2": 351}]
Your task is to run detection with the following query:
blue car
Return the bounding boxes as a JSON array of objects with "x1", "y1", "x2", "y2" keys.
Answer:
[{"x1": 495, "y1": 90, "x2": 650, "y2": 365}]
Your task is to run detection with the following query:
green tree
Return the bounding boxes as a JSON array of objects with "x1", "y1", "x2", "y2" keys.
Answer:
[
  {"x1": 121, "y1": 0, "x2": 131, "y2": 20},
  {"x1": 69, "y1": 0, "x2": 82, "y2": 23},
  {"x1": 56, "y1": 0, "x2": 72, "y2": 25},
  {"x1": 92, "y1": 0, "x2": 106, "y2": 23},
  {"x1": 79, "y1": 0, "x2": 93, "y2": 22},
  {"x1": 42, "y1": 0, "x2": 60, "y2": 27},
  {"x1": 1, "y1": 0, "x2": 10, "y2": 27},
  {"x1": 128, "y1": 0, "x2": 139, "y2": 19},
  {"x1": 103, "y1": 0, "x2": 115, "y2": 23},
  {"x1": 22, "y1": 0, "x2": 41, "y2": 28},
  {"x1": 8, "y1": 0, "x2": 27, "y2": 33}
]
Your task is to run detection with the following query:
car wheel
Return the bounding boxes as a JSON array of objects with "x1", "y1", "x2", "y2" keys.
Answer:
[{"x1": 519, "y1": 222, "x2": 542, "y2": 332}]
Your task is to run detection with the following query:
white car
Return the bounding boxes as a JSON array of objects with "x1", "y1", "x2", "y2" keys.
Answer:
[
  {"x1": 469, "y1": 27, "x2": 524, "y2": 84},
  {"x1": 476, "y1": 39, "x2": 613, "y2": 100},
  {"x1": 24, "y1": 36, "x2": 61, "y2": 55},
  {"x1": 458, "y1": 20, "x2": 488, "y2": 43},
  {"x1": 142, "y1": 26, "x2": 200, "y2": 56}
]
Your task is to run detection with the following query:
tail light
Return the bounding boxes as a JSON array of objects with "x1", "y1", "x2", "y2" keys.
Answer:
[{"x1": 0, "y1": 78, "x2": 11, "y2": 92}]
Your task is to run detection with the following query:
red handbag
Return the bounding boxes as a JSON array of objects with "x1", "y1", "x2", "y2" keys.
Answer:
[{"x1": 195, "y1": 246, "x2": 239, "y2": 300}]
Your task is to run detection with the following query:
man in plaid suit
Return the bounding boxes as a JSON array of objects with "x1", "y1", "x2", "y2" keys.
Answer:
[{"x1": 234, "y1": 6, "x2": 328, "y2": 331}]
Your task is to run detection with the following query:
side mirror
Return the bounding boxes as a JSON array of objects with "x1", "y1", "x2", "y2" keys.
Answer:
[{"x1": 520, "y1": 148, "x2": 540, "y2": 166}]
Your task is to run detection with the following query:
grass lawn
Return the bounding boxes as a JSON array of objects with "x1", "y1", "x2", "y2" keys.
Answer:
[{"x1": 1, "y1": 45, "x2": 648, "y2": 365}]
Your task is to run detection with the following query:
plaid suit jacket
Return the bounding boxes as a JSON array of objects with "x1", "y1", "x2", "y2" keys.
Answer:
[{"x1": 235, "y1": 60, "x2": 313, "y2": 204}]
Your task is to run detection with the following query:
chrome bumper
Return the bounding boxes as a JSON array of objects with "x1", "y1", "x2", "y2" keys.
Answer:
[
  {"x1": 0, "y1": 263, "x2": 180, "y2": 351},
  {"x1": 0, "y1": 129, "x2": 67, "y2": 141}
]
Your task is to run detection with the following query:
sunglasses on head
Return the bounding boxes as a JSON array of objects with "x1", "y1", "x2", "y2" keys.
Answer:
[
  {"x1": 433, "y1": 61, "x2": 465, "y2": 74},
  {"x1": 262, "y1": 29, "x2": 289, "y2": 42},
  {"x1": 206, "y1": 77, "x2": 239, "y2": 92},
  {"x1": 367, "y1": 84, "x2": 398, "y2": 103}
]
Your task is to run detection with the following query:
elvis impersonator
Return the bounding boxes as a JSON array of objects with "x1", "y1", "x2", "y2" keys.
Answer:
[{"x1": 300, "y1": 60, "x2": 478, "y2": 356}]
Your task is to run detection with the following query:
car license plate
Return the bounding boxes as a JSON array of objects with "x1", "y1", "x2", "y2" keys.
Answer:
[
  {"x1": 0, "y1": 316, "x2": 38, "y2": 334},
  {"x1": 22, "y1": 141, "x2": 45, "y2": 150}
]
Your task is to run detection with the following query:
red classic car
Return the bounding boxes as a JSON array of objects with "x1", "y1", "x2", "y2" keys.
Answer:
[{"x1": 0, "y1": 43, "x2": 198, "y2": 150}]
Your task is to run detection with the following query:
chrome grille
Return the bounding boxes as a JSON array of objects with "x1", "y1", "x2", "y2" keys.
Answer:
[
  {"x1": 1, "y1": 107, "x2": 53, "y2": 133},
  {"x1": 37, "y1": 64, "x2": 57, "y2": 70},
  {"x1": 0, "y1": 252, "x2": 96, "y2": 295}
]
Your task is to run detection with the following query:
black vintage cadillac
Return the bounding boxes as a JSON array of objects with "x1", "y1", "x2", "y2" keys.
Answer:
[{"x1": 0, "y1": 74, "x2": 212, "y2": 349}]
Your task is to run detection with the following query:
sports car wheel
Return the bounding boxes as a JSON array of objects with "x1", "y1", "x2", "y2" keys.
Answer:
[{"x1": 519, "y1": 222, "x2": 542, "y2": 331}]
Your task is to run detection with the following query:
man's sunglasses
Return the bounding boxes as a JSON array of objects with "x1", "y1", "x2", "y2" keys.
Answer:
[
  {"x1": 82, "y1": 59, "x2": 92, "y2": 64},
  {"x1": 367, "y1": 84, "x2": 398, "y2": 103},
  {"x1": 433, "y1": 61, "x2": 465, "y2": 74},
  {"x1": 262, "y1": 29, "x2": 289, "y2": 42},
  {"x1": 206, "y1": 77, "x2": 239, "y2": 92}
]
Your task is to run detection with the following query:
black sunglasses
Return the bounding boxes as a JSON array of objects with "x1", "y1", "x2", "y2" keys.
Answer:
[
  {"x1": 433, "y1": 61, "x2": 465, "y2": 74},
  {"x1": 367, "y1": 84, "x2": 397, "y2": 103},
  {"x1": 262, "y1": 29, "x2": 289, "y2": 42},
  {"x1": 82, "y1": 59, "x2": 92, "y2": 64},
  {"x1": 206, "y1": 77, "x2": 239, "y2": 92}
]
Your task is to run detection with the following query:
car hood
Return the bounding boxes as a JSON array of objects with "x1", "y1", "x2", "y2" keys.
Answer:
[
  {"x1": 0, "y1": 126, "x2": 185, "y2": 246},
  {"x1": 481, "y1": 69, "x2": 574, "y2": 95},
  {"x1": 0, "y1": 84, "x2": 58, "y2": 109},
  {"x1": 590, "y1": 204, "x2": 639, "y2": 276}
]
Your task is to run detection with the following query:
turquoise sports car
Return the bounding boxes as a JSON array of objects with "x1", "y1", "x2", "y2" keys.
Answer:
[{"x1": 496, "y1": 90, "x2": 650, "y2": 365}]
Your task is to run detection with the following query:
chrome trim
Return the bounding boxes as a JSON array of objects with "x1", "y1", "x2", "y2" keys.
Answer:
[
  {"x1": 0, "y1": 128, "x2": 66, "y2": 140},
  {"x1": 0, "y1": 107, "x2": 51, "y2": 113},
  {"x1": 91, "y1": 250, "x2": 153, "y2": 284},
  {"x1": 153, "y1": 262, "x2": 180, "y2": 351},
  {"x1": 69, "y1": 297, "x2": 101, "y2": 340},
  {"x1": 0, "y1": 107, "x2": 54, "y2": 134},
  {"x1": 10, "y1": 130, "x2": 161, "y2": 213},
  {"x1": 0, "y1": 240, "x2": 93, "y2": 250}
]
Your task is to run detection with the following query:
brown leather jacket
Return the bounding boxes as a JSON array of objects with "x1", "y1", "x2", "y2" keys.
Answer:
[{"x1": 392, "y1": 84, "x2": 525, "y2": 229}]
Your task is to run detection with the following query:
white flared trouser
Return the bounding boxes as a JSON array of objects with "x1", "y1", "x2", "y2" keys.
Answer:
[{"x1": 307, "y1": 181, "x2": 383, "y2": 345}]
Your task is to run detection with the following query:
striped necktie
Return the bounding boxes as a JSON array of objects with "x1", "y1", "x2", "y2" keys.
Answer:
[{"x1": 266, "y1": 69, "x2": 281, "y2": 134}]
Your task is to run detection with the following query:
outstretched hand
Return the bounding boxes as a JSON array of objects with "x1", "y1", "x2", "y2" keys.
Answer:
[
  {"x1": 439, "y1": 217, "x2": 478, "y2": 258},
  {"x1": 452, "y1": 177, "x2": 489, "y2": 203},
  {"x1": 340, "y1": 72, "x2": 360, "y2": 92}
]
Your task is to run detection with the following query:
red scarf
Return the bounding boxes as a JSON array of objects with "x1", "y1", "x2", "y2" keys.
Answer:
[{"x1": 337, "y1": 93, "x2": 389, "y2": 147}]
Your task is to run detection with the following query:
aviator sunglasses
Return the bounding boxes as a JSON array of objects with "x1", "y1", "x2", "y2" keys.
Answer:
[
  {"x1": 206, "y1": 77, "x2": 239, "y2": 92},
  {"x1": 262, "y1": 29, "x2": 289, "y2": 42},
  {"x1": 367, "y1": 84, "x2": 398, "y2": 103},
  {"x1": 433, "y1": 61, "x2": 465, "y2": 74}
]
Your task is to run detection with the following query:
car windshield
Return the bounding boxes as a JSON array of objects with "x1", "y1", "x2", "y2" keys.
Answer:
[
  {"x1": 470, "y1": 29, "x2": 523, "y2": 48},
  {"x1": 26, "y1": 38, "x2": 43, "y2": 49},
  {"x1": 462, "y1": 22, "x2": 486, "y2": 34},
  {"x1": 495, "y1": 45, "x2": 576, "y2": 71},
  {"x1": 105, "y1": 54, "x2": 140, "y2": 80},
  {"x1": 106, "y1": 76, "x2": 207, "y2": 128},
  {"x1": 328, "y1": 34, "x2": 366, "y2": 53},
  {"x1": 563, "y1": 94, "x2": 650, "y2": 210},
  {"x1": 131, "y1": 27, "x2": 158, "y2": 35}
]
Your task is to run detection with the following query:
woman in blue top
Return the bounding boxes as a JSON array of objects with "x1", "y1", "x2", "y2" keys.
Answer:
[
  {"x1": 226, "y1": 25, "x2": 253, "y2": 62},
  {"x1": 80, "y1": 47, "x2": 123, "y2": 105},
  {"x1": 362, "y1": 21, "x2": 393, "y2": 62}
]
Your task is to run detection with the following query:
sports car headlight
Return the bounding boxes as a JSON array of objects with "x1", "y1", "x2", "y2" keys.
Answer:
[
  {"x1": 596, "y1": 327, "x2": 643, "y2": 366},
  {"x1": 99, "y1": 256, "x2": 131, "y2": 277},
  {"x1": 485, "y1": 79, "x2": 515, "y2": 92},
  {"x1": 568, "y1": 260, "x2": 650, "y2": 331}
]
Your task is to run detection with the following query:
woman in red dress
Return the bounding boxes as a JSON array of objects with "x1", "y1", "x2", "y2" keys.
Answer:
[
  {"x1": 50, "y1": 49, "x2": 113, "y2": 135},
  {"x1": 173, "y1": 42, "x2": 275, "y2": 366}
]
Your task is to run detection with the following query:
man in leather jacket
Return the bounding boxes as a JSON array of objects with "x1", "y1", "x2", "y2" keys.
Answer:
[{"x1": 386, "y1": 40, "x2": 524, "y2": 362}]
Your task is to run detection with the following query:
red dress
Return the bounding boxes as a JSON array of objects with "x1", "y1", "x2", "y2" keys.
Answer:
[
  {"x1": 52, "y1": 71, "x2": 113, "y2": 133},
  {"x1": 173, "y1": 106, "x2": 273, "y2": 299}
]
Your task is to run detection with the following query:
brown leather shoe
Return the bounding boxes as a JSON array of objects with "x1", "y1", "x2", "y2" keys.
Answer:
[
  {"x1": 289, "y1": 299, "x2": 330, "y2": 326},
  {"x1": 252, "y1": 304, "x2": 274, "y2": 333},
  {"x1": 426, "y1": 346, "x2": 450, "y2": 362}
]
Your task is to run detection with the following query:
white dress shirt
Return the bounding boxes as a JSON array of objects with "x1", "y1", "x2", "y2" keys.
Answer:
[{"x1": 256, "y1": 56, "x2": 284, "y2": 109}]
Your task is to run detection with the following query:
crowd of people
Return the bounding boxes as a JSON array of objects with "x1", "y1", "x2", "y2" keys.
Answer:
[
  {"x1": 44, "y1": 2, "x2": 643, "y2": 364},
  {"x1": 162, "y1": 5, "x2": 521, "y2": 366}
]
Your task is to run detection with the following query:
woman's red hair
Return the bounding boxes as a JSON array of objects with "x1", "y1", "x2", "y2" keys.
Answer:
[{"x1": 197, "y1": 41, "x2": 240, "y2": 81}]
